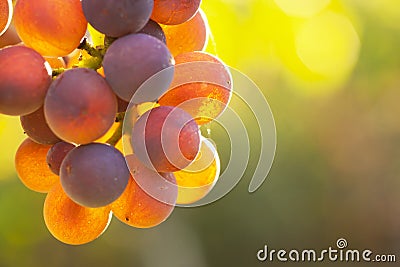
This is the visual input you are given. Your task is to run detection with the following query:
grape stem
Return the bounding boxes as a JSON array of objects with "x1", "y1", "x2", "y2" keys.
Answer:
[
  {"x1": 106, "y1": 112, "x2": 125, "y2": 146},
  {"x1": 52, "y1": 68, "x2": 65, "y2": 77},
  {"x1": 78, "y1": 38, "x2": 104, "y2": 59}
]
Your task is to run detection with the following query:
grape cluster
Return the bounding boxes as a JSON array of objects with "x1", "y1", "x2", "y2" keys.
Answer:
[{"x1": 0, "y1": 0, "x2": 232, "y2": 245}]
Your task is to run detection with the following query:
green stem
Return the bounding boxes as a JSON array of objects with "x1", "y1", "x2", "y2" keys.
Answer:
[
  {"x1": 106, "y1": 112, "x2": 125, "y2": 146},
  {"x1": 78, "y1": 38, "x2": 104, "y2": 59},
  {"x1": 52, "y1": 68, "x2": 65, "y2": 78}
]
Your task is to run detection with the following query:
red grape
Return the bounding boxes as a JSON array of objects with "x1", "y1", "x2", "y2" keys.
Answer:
[
  {"x1": 20, "y1": 106, "x2": 61, "y2": 145},
  {"x1": 158, "y1": 51, "x2": 232, "y2": 124},
  {"x1": 46, "y1": 141, "x2": 76, "y2": 175},
  {"x1": 131, "y1": 106, "x2": 200, "y2": 172},
  {"x1": 151, "y1": 0, "x2": 201, "y2": 25},
  {"x1": 44, "y1": 68, "x2": 117, "y2": 144},
  {"x1": 0, "y1": 46, "x2": 51, "y2": 116}
]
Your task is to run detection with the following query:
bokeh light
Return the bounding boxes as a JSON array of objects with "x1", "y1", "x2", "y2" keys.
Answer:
[
  {"x1": 295, "y1": 11, "x2": 360, "y2": 77},
  {"x1": 1, "y1": 0, "x2": 400, "y2": 266},
  {"x1": 274, "y1": 0, "x2": 330, "y2": 18}
]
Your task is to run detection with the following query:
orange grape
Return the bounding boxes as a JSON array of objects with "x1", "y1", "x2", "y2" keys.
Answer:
[
  {"x1": 0, "y1": 0, "x2": 12, "y2": 36},
  {"x1": 111, "y1": 176, "x2": 176, "y2": 228},
  {"x1": 0, "y1": 24, "x2": 21, "y2": 48},
  {"x1": 43, "y1": 182, "x2": 112, "y2": 245},
  {"x1": 111, "y1": 154, "x2": 177, "y2": 228},
  {"x1": 161, "y1": 9, "x2": 208, "y2": 57},
  {"x1": 44, "y1": 56, "x2": 66, "y2": 69},
  {"x1": 13, "y1": 0, "x2": 87, "y2": 56},
  {"x1": 175, "y1": 138, "x2": 220, "y2": 204},
  {"x1": 15, "y1": 138, "x2": 59, "y2": 193},
  {"x1": 151, "y1": 0, "x2": 201, "y2": 25},
  {"x1": 158, "y1": 51, "x2": 232, "y2": 124}
]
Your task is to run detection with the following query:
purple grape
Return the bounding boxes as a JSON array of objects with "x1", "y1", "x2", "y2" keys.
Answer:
[
  {"x1": 60, "y1": 143, "x2": 130, "y2": 208},
  {"x1": 138, "y1": 19, "x2": 166, "y2": 44},
  {"x1": 46, "y1": 141, "x2": 76, "y2": 175},
  {"x1": 81, "y1": 0, "x2": 153, "y2": 37},
  {"x1": 103, "y1": 33, "x2": 174, "y2": 102}
]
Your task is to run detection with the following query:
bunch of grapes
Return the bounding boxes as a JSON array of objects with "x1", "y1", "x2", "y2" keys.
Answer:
[{"x1": 0, "y1": 0, "x2": 232, "y2": 245}]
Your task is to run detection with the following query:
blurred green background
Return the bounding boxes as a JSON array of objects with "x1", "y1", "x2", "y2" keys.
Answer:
[{"x1": 1, "y1": 0, "x2": 400, "y2": 266}]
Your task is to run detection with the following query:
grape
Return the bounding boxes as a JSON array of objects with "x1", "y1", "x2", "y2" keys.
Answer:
[
  {"x1": 0, "y1": 45, "x2": 51, "y2": 116},
  {"x1": 131, "y1": 106, "x2": 200, "y2": 172},
  {"x1": 0, "y1": 0, "x2": 12, "y2": 36},
  {"x1": 111, "y1": 154, "x2": 177, "y2": 228},
  {"x1": 13, "y1": 0, "x2": 87, "y2": 57},
  {"x1": 161, "y1": 9, "x2": 208, "y2": 57},
  {"x1": 138, "y1": 19, "x2": 166, "y2": 44},
  {"x1": 175, "y1": 138, "x2": 220, "y2": 204},
  {"x1": 20, "y1": 106, "x2": 61, "y2": 145},
  {"x1": 44, "y1": 68, "x2": 117, "y2": 144},
  {"x1": 0, "y1": 24, "x2": 21, "y2": 48},
  {"x1": 103, "y1": 33, "x2": 174, "y2": 102},
  {"x1": 82, "y1": 0, "x2": 153, "y2": 37},
  {"x1": 151, "y1": 0, "x2": 201, "y2": 25},
  {"x1": 60, "y1": 143, "x2": 130, "y2": 208},
  {"x1": 46, "y1": 142, "x2": 75, "y2": 175},
  {"x1": 158, "y1": 51, "x2": 232, "y2": 124},
  {"x1": 44, "y1": 182, "x2": 112, "y2": 245},
  {"x1": 15, "y1": 138, "x2": 59, "y2": 193},
  {"x1": 44, "y1": 56, "x2": 66, "y2": 69}
]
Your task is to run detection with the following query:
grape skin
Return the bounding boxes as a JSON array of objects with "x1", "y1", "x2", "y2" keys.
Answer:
[
  {"x1": 0, "y1": 0, "x2": 12, "y2": 36},
  {"x1": 13, "y1": 0, "x2": 87, "y2": 57},
  {"x1": 82, "y1": 0, "x2": 153, "y2": 37},
  {"x1": 44, "y1": 68, "x2": 117, "y2": 145},
  {"x1": 44, "y1": 182, "x2": 112, "y2": 245},
  {"x1": 15, "y1": 138, "x2": 59, "y2": 193},
  {"x1": 175, "y1": 138, "x2": 220, "y2": 204},
  {"x1": 131, "y1": 106, "x2": 200, "y2": 172},
  {"x1": 112, "y1": 154, "x2": 177, "y2": 228},
  {"x1": 20, "y1": 106, "x2": 61, "y2": 145},
  {"x1": 138, "y1": 19, "x2": 167, "y2": 44},
  {"x1": 46, "y1": 141, "x2": 76, "y2": 175},
  {"x1": 0, "y1": 46, "x2": 51, "y2": 116},
  {"x1": 60, "y1": 143, "x2": 130, "y2": 208},
  {"x1": 161, "y1": 10, "x2": 208, "y2": 57},
  {"x1": 151, "y1": 0, "x2": 201, "y2": 25},
  {"x1": 159, "y1": 51, "x2": 233, "y2": 124},
  {"x1": 103, "y1": 33, "x2": 174, "y2": 102}
]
